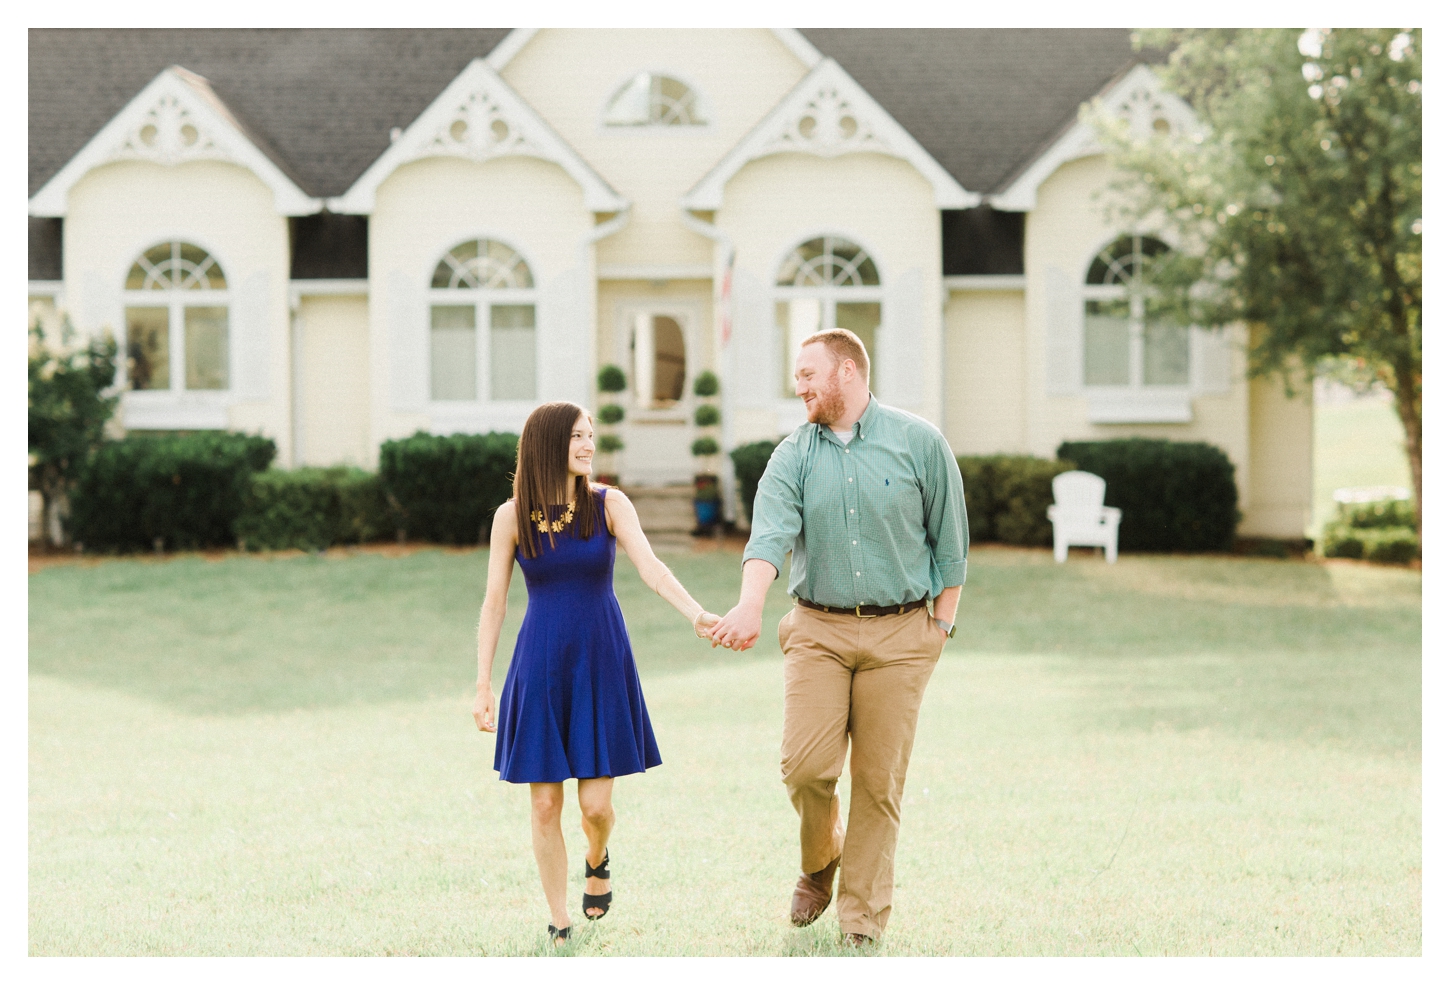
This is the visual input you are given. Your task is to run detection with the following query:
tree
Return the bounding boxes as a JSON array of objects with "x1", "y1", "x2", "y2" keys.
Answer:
[
  {"x1": 28, "y1": 319, "x2": 120, "y2": 545},
  {"x1": 1097, "y1": 29, "x2": 1422, "y2": 542}
]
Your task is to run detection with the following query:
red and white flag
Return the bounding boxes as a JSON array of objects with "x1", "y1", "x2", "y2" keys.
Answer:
[{"x1": 719, "y1": 249, "x2": 734, "y2": 348}]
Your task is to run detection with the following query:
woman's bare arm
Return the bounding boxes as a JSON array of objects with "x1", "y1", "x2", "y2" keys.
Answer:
[
  {"x1": 604, "y1": 489, "x2": 717, "y2": 637},
  {"x1": 473, "y1": 502, "x2": 519, "y2": 732}
]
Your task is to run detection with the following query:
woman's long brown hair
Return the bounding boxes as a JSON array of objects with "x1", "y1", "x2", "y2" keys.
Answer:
[{"x1": 513, "y1": 401, "x2": 600, "y2": 559}]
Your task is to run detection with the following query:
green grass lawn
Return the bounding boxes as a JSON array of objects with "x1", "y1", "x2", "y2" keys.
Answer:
[
  {"x1": 29, "y1": 544, "x2": 1421, "y2": 955},
  {"x1": 1313, "y1": 396, "x2": 1413, "y2": 538}
]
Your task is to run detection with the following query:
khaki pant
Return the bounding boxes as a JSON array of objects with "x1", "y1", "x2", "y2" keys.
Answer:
[{"x1": 777, "y1": 602, "x2": 944, "y2": 939}]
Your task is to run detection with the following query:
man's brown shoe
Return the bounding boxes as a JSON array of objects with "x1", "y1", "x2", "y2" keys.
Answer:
[{"x1": 789, "y1": 856, "x2": 841, "y2": 927}]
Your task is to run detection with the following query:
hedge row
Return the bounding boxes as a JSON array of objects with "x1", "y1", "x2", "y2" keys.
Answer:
[
  {"x1": 957, "y1": 455, "x2": 1076, "y2": 546},
  {"x1": 69, "y1": 432, "x2": 277, "y2": 551},
  {"x1": 69, "y1": 430, "x2": 520, "y2": 552},
  {"x1": 1320, "y1": 498, "x2": 1418, "y2": 562}
]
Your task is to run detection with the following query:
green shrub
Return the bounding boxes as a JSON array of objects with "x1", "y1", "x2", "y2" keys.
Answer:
[
  {"x1": 691, "y1": 436, "x2": 720, "y2": 457},
  {"x1": 234, "y1": 467, "x2": 392, "y2": 551},
  {"x1": 69, "y1": 432, "x2": 276, "y2": 551},
  {"x1": 1056, "y1": 438, "x2": 1239, "y2": 552},
  {"x1": 379, "y1": 431, "x2": 518, "y2": 545},
  {"x1": 693, "y1": 370, "x2": 720, "y2": 397},
  {"x1": 1321, "y1": 521, "x2": 1418, "y2": 563},
  {"x1": 693, "y1": 404, "x2": 721, "y2": 427},
  {"x1": 729, "y1": 438, "x2": 783, "y2": 523},
  {"x1": 956, "y1": 455, "x2": 1076, "y2": 546},
  {"x1": 597, "y1": 434, "x2": 624, "y2": 453},
  {"x1": 1334, "y1": 497, "x2": 1415, "y2": 529},
  {"x1": 596, "y1": 403, "x2": 626, "y2": 425},
  {"x1": 597, "y1": 365, "x2": 627, "y2": 393}
]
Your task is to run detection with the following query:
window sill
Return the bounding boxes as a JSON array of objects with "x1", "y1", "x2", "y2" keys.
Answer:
[
  {"x1": 122, "y1": 392, "x2": 230, "y2": 430},
  {"x1": 1086, "y1": 389, "x2": 1192, "y2": 424}
]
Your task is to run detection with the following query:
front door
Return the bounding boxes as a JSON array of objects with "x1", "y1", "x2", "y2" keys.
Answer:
[{"x1": 615, "y1": 304, "x2": 698, "y2": 486}]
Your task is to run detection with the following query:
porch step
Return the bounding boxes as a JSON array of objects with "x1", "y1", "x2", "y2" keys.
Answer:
[{"x1": 619, "y1": 484, "x2": 696, "y2": 535}]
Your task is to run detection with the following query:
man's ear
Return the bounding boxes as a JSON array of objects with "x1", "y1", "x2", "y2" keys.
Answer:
[{"x1": 839, "y1": 358, "x2": 858, "y2": 383}]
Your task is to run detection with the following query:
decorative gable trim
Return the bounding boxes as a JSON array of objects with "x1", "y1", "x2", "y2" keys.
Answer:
[
  {"x1": 483, "y1": 28, "x2": 540, "y2": 71},
  {"x1": 682, "y1": 57, "x2": 976, "y2": 211},
  {"x1": 329, "y1": 58, "x2": 627, "y2": 214},
  {"x1": 29, "y1": 66, "x2": 320, "y2": 217},
  {"x1": 768, "y1": 28, "x2": 823, "y2": 69},
  {"x1": 991, "y1": 63, "x2": 1200, "y2": 211}
]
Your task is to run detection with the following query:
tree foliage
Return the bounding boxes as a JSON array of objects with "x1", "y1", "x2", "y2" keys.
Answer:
[
  {"x1": 28, "y1": 320, "x2": 120, "y2": 544},
  {"x1": 1098, "y1": 28, "x2": 1422, "y2": 537}
]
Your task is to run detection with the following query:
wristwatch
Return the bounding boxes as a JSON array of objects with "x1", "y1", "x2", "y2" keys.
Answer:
[{"x1": 934, "y1": 618, "x2": 956, "y2": 638}]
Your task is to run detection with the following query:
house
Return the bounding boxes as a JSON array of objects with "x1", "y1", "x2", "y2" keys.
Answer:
[{"x1": 27, "y1": 28, "x2": 1313, "y2": 537}]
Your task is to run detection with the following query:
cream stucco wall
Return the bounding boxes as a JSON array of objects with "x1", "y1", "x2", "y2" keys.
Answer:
[
  {"x1": 295, "y1": 294, "x2": 371, "y2": 468},
  {"x1": 1244, "y1": 357, "x2": 1315, "y2": 538},
  {"x1": 943, "y1": 289, "x2": 1027, "y2": 454},
  {"x1": 368, "y1": 155, "x2": 595, "y2": 464},
  {"x1": 718, "y1": 151, "x2": 943, "y2": 444},
  {"x1": 64, "y1": 159, "x2": 294, "y2": 460},
  {"x1": 501, "y1": 28, "x2": 810, "y2": 269}
]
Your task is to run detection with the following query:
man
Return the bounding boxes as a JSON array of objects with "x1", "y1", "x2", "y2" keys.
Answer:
[{"x1": 709, "y1": 328, "x2": 967, "y2": 945}]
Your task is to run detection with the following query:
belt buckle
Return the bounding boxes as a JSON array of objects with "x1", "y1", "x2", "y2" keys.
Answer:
[{"x1": 854, "y1": 604, "x2": 876, "y2": 618}]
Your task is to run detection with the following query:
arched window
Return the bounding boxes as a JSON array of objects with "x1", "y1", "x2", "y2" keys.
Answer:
[
  {"x1": 630, "y1": 314, "x2": 687, "y2": 408},
  {"x1": 604, "y1": 73, "x2": 707, "y2": 126},
  {"x1": 123, "y1": 241, "x2": 229, "y2": 391},
  {"x1": 774, "y1": 236, "x2": 881, "y2": 397},
  {"x1": 428, "y1": 239, "x2": 536, "y2": 402},
  {"x1": 1083, "y1": 235, "x2": 1187, "y2": 388}
]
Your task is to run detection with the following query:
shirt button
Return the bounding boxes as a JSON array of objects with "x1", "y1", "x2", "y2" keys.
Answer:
[
  {"x1": 852, "y1": 540, "x2": 857, "y2": 545},
  {"x1": 848, "y1": 477, "x2": 853, "y2": 482},
  {"x1": 855, "y1": 572, "x2": 861, "y2": 577},
  {"x1": 850, "y1": 509, "x2": 855, "y2": 514}
]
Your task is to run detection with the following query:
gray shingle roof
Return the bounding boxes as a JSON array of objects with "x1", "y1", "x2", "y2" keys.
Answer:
[
  {"x1": 29, "y1": 28, "x2": 1142, "y2": 205},
  {"x1": 28, "y1": 28, "x2": 513, "y2": 200},
  {"x1": 800, "y1": 28, "x2": 1142, "y2": 195}
]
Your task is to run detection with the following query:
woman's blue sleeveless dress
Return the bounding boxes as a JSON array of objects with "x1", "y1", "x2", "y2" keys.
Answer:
[{"x1": 493, "y1": 487, "x2": 662, "y2": 783}]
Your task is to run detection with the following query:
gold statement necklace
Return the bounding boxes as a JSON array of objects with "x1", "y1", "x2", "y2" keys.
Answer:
[{"x1": 530, "y1": 499, "x2": 576, "y2": 534}]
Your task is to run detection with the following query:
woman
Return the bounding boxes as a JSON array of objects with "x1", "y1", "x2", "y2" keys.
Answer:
[{"x1": 473, "y1": 401, "x2": 719, "y2": 945}]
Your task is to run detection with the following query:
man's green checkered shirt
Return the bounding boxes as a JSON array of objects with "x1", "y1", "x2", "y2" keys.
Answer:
[{"x1": 742, "y1": 396, "x2": 968, "y2": 608}]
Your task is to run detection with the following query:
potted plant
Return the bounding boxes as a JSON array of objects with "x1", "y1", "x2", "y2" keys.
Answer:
[
  {"x1": 596, "y1": 364, "x2": 627, "y2": 485},
  {"x1": 690, "y1": 370, "x2": 722, "y2": 534}
]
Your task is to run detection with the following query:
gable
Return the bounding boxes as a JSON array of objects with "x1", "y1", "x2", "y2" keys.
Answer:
[
  {"x1": 30, "y1": 65, "x2": 318, "y2": 216},
  {"x1": 328, "y1": 58, "x2": 626, "y2": 214},
  {"x1": 683, "y1": 57, "x2": 976, "y2": 210}
]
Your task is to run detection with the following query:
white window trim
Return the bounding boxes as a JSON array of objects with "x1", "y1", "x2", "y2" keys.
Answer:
[
  {"x1": 772, "y1": 233, "x2": 885, "y2": 404},
  {"x1": 426, "y1": 285, "x2": 539, "y2": 407},
  {"x1": 612, "y1": 302, "x2": 700, "y2": 422}
]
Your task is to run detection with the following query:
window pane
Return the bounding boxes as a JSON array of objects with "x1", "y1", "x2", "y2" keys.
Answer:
[
  {"x1": 651, "y1": 315, "x2": 686, "y2": 403},
  {"x1": 184, "y1": 306, "x2": 229, "y2": 389},
  {"x1": 490, "y1": 304, "x2": 536, "y2": 401},
  {"x1": 779, "y1": 298, "x2": 823, "y2": 397},
  {"x1": 1144, "y1": 321, "x2": 1190, "y2": 385},
  {"x1": 834, "y1": 302, "x2": 880, "y2": 378},
  {"x1": 430, "y1": 305, "x2": 477, "y2": 400},
  {"x1": 1084, "y1": 299, "x2": 1131, "y2": 386},
  {"x1": 125, "y1": 306, "x2": 170, "y2": 390}
]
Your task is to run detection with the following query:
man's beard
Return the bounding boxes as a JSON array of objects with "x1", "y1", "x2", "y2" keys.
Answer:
[{"x1": 805, "y1": 371, "x2": 846, "y2": 425}]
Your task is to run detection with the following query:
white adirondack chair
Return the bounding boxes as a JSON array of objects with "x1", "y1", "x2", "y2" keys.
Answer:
[{"x1": 1047, "y1": 470, "x2": 1122, "y2": 563}]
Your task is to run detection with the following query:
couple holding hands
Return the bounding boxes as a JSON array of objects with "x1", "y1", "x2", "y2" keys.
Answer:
[{"x1": 473, "y1": 328, "x2": 968, "y2": 949}]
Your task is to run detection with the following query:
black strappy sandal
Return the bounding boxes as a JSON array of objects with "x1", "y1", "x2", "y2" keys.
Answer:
[
  {"x1": 548, "y1": 924, "x2": 571, "y2": 945},
  {"x1": 582, "y1": 850, "x2": 612, "y2": 920}
]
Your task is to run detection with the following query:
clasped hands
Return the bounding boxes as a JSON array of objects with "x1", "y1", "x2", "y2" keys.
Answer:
[{"x1": 695, "y1": 605, "x2": 761, "y2": 652}]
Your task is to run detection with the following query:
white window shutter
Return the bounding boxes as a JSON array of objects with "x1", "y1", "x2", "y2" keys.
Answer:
[
  {"x1": 388, "y1": 270, "x2": 427, "y2": 411},
  {"x1": 1192, "y1": 325, "x2": 1233, "y2": 394},
  {"x1": 539, "y1": 268, "x2": 587, "y2": 404},
  {"x1": 1044, "y1": 265, "x2": 1080, "y2": 396},
  {"x1": 729, "y1": 269, "x2": 773, "y2": 407},
  {"x1": 879, "y1": 267, "x2": 924, "y2": 408},
  {"x1": 231, "y1": 270, "x2": 271, "y2": 400}
]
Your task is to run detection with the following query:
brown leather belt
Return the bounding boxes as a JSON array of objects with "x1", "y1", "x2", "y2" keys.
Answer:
[{"x1": 795, "y1": 596, "x2": 929, "y2": 617}]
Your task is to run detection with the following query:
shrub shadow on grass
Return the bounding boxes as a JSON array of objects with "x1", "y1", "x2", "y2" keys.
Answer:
[{"x1": 27, "y1": 548, "x2": 788, "y2": 717}]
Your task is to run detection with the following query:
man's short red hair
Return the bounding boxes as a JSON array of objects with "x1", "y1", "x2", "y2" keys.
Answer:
[{"x1": 801, "y1": 328, "x2": 870, "y2": 383}]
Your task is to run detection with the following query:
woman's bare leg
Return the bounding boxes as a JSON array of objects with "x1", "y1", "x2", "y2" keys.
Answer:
[
  {"x1": 577, "y1": 777, "x2": 615, "y2": 917},
  {"x1": 529, "y1": 782, "x2": 569, "y2": 934}
]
